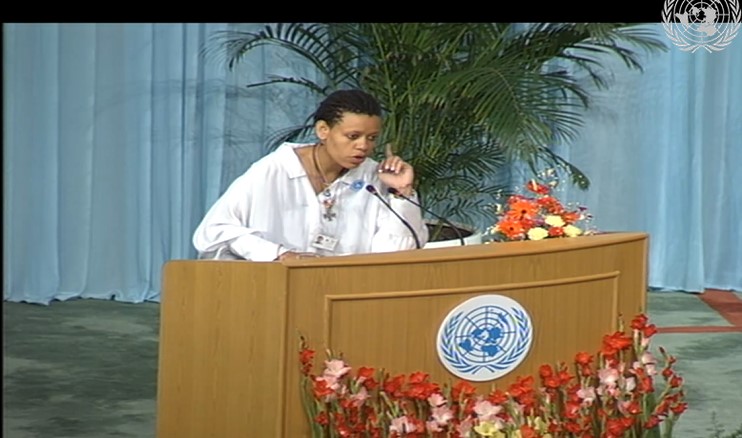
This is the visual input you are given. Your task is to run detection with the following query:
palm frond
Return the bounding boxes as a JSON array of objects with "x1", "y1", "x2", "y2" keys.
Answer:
[
  {"x1": 264, "y1": 123, "x2": 314, "y2": 152},
  {"x1": 245, "y1": 76, "x2": 328, "y2": 96},
  {"x1": 215, "y1": 22, "x2": 665, "y2": 229}
]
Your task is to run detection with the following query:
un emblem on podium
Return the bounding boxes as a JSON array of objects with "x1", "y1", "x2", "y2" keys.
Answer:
[{"x1": 437, "y1": 295, "x2": 533, "y2": 382}]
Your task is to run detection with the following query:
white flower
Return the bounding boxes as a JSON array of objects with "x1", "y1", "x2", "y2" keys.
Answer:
[
  {"x1": 544, "y1": 215, "x2": 565, "y2": 227},
  {"x1": 563, "y1": 224, "x2": 583, "y2": 237},
  {"x1": 527, "y1": 227, "x2": 549, "y2": 241}
]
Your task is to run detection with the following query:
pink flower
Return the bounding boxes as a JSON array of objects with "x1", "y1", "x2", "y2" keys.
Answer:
[
  {"x1": 323, "y1": 359, "x2": 351, "y2": 379},
  {"x1": 473, "y1": 399, "x2": 502, "y2": 422},
  {"x1": 618, "y1": 400, "x2": 634, "y2": 415},
  {"x1": 577, "y1": 386, "x2": 596, "y2": 405},
  {"x1": 349, "y1": 386, "x2": 368, "y2": 407},
  {"x1": 456, "y1": 418, "x2": 473, "y2": 437},
  {"x1": 428, "y1": 393, "x2": 447, "y2": 408},
  {"x1": 390, "y1": 416, "x2": 416, "y2": 434},
  {"x1": 316, "y1": 375, "x2": 340, "y2": 391},
  {"x1": 599, "y1": 367, "x2": 620, "y2": 387},
  {"x1": 426, "y1": 420, "x2": 443, "y2": 433},
  {"x1": 637, "y1": 351, "x2": 658, "y2": 376},
  {"x1": 597, "y1": 367, "x2": 622, "y2": 398},
  {"x1": 622, "y1": 376, "x2": 637, "y2": 392},
  {"x1": 431, "y1": 405, "x2": 454, "y2": 426},
  {"x1": 314, "y1": 375, "x2": 342, "y2": 402}
]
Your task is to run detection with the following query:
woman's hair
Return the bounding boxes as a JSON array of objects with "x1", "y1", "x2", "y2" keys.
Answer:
[{"x1": 313, "y1": 89, "x2": 382, "y2": 127}]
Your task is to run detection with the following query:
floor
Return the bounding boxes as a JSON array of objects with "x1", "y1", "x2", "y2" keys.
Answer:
[{"x1": 3, "y1": 290, "x2": 742, "y2": 438}]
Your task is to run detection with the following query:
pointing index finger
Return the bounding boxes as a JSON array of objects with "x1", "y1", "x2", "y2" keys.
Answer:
[{"x1": 385, "y1": 143, "x2": 394, "y2": 158}]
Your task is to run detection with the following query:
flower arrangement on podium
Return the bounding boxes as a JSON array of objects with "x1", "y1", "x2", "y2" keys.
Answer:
[
  {"x1": 298, "y1": 314, "x2": 686, "y2": 437},
  {"x1": 485, "y1": 170, "x2": 596, "y2": 243}
]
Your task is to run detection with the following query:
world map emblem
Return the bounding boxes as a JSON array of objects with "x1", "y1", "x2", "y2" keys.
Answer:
[
  {"x1": 662, "y1": 0, "x2": 741, "y2": 53},
  {"x1": 436, "y1": 295, "x2": 533, "y2": 382}
]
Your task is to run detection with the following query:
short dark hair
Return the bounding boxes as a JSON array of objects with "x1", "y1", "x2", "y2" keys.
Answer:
[{"x1": 313, "y1": 89, "x2": 382, "y2": 127}]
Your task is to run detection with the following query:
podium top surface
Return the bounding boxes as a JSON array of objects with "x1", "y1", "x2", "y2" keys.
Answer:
[{"x1": 174, "y1": 232, "x2": 647, "y2": 269}]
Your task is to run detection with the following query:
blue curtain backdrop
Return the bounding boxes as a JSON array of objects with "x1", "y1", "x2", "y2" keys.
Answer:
[
  {"x1": 550, "y1": 38, "x2": 741, "y2": 293},
  {"x1": 3, "y1": 23, "x2": 740, "y2": 304},
  {"x1": 3, "y1": 23, "x2": 319, "y2": 304}
]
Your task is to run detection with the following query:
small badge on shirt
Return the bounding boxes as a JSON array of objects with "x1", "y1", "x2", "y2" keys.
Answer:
[{"x1": 311, "y1": 234, "x2": 338, "y2": 252}]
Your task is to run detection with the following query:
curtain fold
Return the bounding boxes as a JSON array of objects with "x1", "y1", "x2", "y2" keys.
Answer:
[
  {"x1": 4, "y1": 23, "x2": 235, "y2": 304},
  {"x1": 552, "y1": 26, "x2": 741, "y2": 292}
]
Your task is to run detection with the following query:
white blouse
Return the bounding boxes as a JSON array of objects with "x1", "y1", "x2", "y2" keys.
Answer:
[{"x1": 192, "y1": 142, "x2": 429, "y2": 261}]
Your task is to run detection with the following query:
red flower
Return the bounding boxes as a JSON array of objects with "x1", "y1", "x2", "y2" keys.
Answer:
[
  {"x1": 357, "y1": 366, "x2": 375, "y2": 380},
  {"x1": 671, "y1": 402, "x2": 688, "y2": 415},
  {"x1": 631, "y1": 314, "x2": 649, "y2": 330},
  {"x1": 548, "y1": 226, "x2": 565, "y2": 237},
  {"x1": 561, "y1": 210, "x2": 581, "y2": 224},
  {"x1": 601, "y1": 331, "x2": 633, "y2": 356},
  {"x1": 315, "y1": 411, "x2": 329, "y2": 425},
  {"x1": 557, "y1": 367, "x2": 573, "y2": 385},
  {"x1": 563, "y1": 401, "x2": 582, "y2": 419},
  {"x1": 644, "y1": 414, "x2": 661, "y2": 429},
  {"x1": 544, "y1": 376, "x2": 561, "y2": 389},
  {"x1": 575, "y1": 351, "x2": 592, "y2": 365},
  {"x1": 299, "y1": 347, "x2": 315, "y2": 375},
  {"x1": 408, "y1": 371, "x2": 429, "y2": 384},
  {"x1": 451, "y1": 380, "x2": 477, "y2": 401},
  {"x1": 625, "y1": 401, "x2": 642, "y2": 415},
  {"x1": 564, "y1": 421, "x2": 583, "y2": 434},
  {"x1": 357, "y1": 366, "x2": 378, "y2": 390},
  {"x1": 639, "y1": 375, "x2": 655, "y2": 393},
  {"x1": 669, "y1": 375, "x2": 683, "y2": 388},
  {"x1": 508, "y1": 198, "x2": 540, "y2": 220},
  {"x1": 526, "y1": 180, "x2": 551, "y2": 195},
  {"x1": 662, "y1": 367, "x2": 674, "y2": 379},
  {"x1": 508, "y1": 375, "x2": 535, "y2": 398},
  {"x1": 519, "y1": 425, "x2": 538, "y2": 438},
  {"x1": 539, "y1": 364, "x2": 554, "y2": 378},
  {"x1": 383, "y1": 374, "x2": 406, "y2": 398},
  {"x1": 606, "y1": 418, "x2": 630, "y2": 437},
  {"x1": 643, "y1": 324, "x2": 658, "y2": 338},
  {"x1": 487, "y1": 389, "x2": 508, "y2": 405},
  {"x1": 498, "y1": 217, "x2": 526, "y2": 240},
  {"x1": 313, "y1": 379, "x2": 335, "y2": 399},
  {"x1": 536, "y1": 195, "x2": 563, "y2": 213},
  {"x1": 406, "y1": 381, "x2": 439, "y2": 400}
]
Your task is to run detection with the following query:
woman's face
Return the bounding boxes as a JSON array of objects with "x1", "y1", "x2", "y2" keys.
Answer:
[{"x1": 316, "y1": 112, "x2": 382, "y2": 169}]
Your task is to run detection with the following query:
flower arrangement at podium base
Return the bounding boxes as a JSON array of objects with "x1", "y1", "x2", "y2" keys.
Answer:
[{"x1": 298, "y1": 314, "x2": 686, "y2": 437}]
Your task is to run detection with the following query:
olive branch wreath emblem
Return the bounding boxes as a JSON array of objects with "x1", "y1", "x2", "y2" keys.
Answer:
[
  {"x1": 662, "y1": 0, "x2": 741, "y2": 53},
  {"x1": 440, "y1": 307, "x2": 531, "y2": 376}
]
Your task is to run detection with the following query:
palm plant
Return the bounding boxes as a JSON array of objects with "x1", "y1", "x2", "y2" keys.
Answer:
[{"x1": 205, "y1": 23, "x2": 666, "y2": 238}]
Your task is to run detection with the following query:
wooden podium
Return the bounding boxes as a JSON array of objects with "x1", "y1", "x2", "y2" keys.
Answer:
[{"x1": 156, "y1": 232, "x2": 648, "y2": 437}]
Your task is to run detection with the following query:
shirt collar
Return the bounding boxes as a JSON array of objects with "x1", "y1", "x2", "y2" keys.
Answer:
[{"x1": 281, "y1": 143, "x2": 310, "y2": 179}]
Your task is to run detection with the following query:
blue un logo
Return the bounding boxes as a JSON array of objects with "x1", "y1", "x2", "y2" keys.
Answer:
[{"x1": 437, "y1": 295, "x2": 533, "y2": 381}]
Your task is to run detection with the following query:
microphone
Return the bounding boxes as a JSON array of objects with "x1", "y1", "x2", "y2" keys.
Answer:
[
  {"x1": 387, "y1": 187, "x2": 465, "y2": 246},
  {"x1": 365, "y1": 184, "x2": 421, "y2": 249}
]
